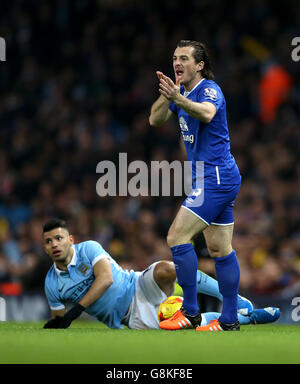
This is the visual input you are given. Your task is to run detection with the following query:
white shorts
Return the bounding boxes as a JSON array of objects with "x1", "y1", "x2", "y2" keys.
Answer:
[{"x1": 123, "y1": 262, "x2": 172, "y2": 330}]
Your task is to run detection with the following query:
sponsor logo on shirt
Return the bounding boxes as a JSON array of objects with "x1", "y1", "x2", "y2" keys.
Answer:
[
  {"x1": 203, "y1": 87, "x2": 217, "y2": 101},
  {"x1": 182, "y1": 134, "x2": 194, "y2": 144},
  {"x1": 179, "y1": 116, "x2": 189, "y2": 131},
  {"x1": 179, "y1": 116, "x2": 194, "y2": 144}
]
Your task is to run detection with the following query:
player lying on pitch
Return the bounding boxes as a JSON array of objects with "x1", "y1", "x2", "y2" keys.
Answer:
[{"x1": 42, "y1": 218, "x2": 279, "y2": 331}]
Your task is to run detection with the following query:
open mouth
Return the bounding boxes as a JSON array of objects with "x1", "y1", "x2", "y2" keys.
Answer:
[
  {"x1": 53, "y1": 250, "x2": 62, "y2": 256},
  {"x1": 176, "y1": 69, "x2": 184, "y2": 78}
]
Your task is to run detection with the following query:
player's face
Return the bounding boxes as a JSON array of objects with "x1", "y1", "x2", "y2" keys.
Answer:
[
  {"x1": 173, "y1": 46, "x2": 204, "y2": 89},
  {"x1": 43, "y1": 227, "x2": 74, "y2": 264}
]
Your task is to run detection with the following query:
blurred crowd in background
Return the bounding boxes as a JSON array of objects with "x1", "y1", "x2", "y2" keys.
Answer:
[{"x1": 0, "y1": 0, "x2": 299, "y2": 304}]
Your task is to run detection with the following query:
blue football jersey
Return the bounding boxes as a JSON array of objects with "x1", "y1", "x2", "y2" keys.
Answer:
[
  {"x1": 44, "y1": 240, "x2": 137, "y2": 329},
  {"x1": 169, "y1": 78, "x2": 241, "y2": 189}
]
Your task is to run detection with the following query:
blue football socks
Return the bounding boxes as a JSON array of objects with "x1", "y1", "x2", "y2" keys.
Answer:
[
  {"x1": 171, "y1": 243, "x2": 199, "y2": 316},
  {"x1": 214, "y1": 250, "x2": 240, "y2": 324}
]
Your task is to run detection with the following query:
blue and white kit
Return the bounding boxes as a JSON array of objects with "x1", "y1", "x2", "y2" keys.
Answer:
[{"x1": 169, "y1": 78, "x2": 241, "y2": 225}]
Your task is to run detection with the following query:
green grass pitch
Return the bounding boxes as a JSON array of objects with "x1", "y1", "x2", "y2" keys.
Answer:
[{"x1": 0, "y1": 321, "x2": 300, "y2": 364}]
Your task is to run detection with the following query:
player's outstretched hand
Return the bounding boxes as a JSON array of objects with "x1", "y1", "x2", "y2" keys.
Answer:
[
  {"x1": 157, "y1": 72, "x2": 180, "y2": 102},
  {"x1": 43, "y1": 316, "x2": 63, "y2": 329}
]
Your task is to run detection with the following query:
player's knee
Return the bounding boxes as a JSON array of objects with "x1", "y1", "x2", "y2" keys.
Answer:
[
  {"x1": 154, "y1": 261, "x2": 176, "y2": 284},
  {"x1": 207, "y1": 244, "x2": 222, "y2": 258},
  {"x1": 207, "y1": 244, "x2": 232, "y2": 258},
  {"x1": 167, "y1": 228, "x2": 190, "y2": 248},
  {"x1": 166, "y1": 230, "x2": 176, "y2": 247}
]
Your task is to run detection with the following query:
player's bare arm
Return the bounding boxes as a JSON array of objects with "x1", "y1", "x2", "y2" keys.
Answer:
[
  {"x1": 44, "y1": 258, "x2": 113, "y2": 329},
  {"x1": 78, "y1": 258, "x2": 113, "y2": 309},
  {"x1": 149, "y1": 71, "x2": 174, "y2": 126},
  {"x1": 158, "y1": 73, "x2": 216, "y2": 123},
  {"x1": 176, "y1": 98, "x2": 216, "y2": 124}
]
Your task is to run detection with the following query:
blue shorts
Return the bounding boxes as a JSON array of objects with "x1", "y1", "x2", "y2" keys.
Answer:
[{"x1": 182, "y1": 183, "x2": 241, "y2": 226}]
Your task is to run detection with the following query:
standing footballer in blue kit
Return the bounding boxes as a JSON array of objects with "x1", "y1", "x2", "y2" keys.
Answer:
[{"x1": 149, "y1": 40, "x2": 242, "y2": 331}]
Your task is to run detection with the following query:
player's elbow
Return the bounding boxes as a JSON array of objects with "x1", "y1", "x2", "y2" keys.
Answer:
[
  {"x1": 198, "y1": 103, "x2": 216, "y2": 124},
  {"x1": 98, "y1": 274, "x2": 113, "y2": 291},
  {"x1": 149, "y1": 115, "x2": 161, "y2": 127},
  {"x1": 104, "y1": 276, "x2": 114, "y2": 289},
  {"x1": 203, "y1": 117, "x2": 212, "y2": 124},
  {"x1": 201, "y1": 110, "x2": 215, "y2": 124}
]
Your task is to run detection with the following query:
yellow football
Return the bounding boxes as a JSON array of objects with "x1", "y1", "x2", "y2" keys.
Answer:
[{"x1": 158, "y1": 296, "x2": 183, "y2": 322}]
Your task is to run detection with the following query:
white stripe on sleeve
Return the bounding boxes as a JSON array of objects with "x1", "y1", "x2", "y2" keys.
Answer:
[{"x1": 91, "y1": 254, "x2": 109, "y2": 267}]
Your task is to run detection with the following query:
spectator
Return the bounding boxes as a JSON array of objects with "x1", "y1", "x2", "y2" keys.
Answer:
[{"x1": 0, "y1": 0, "x2": 299, "y2": 301}]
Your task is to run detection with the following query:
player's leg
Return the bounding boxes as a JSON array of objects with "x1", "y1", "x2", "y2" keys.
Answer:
[
  {"x1": 161, "y1": 184, "x2": 245, "y2": 330},
  {"x1": 201, "y1": 312, "x2": 250, "y2": 326},
  {"x1": 199, "y1": 222, "x2": 254, "y2": 315},
  {"x1": 195, "y1": 183, "x2": 244, "y2": 331},
  {"x1": 126, "y1": 262, "x2": 171, "y2": 330},
  {"x1": 201, "y1": 223, "x2": 240, "y2": 327},
  {"x1": 158, "y1": 208, "x2": 207, "y2": 330},
  {"x1": 166, "y1": 206, "x2": 207, "y2": 317},
  {"x1": 175, "y1": 270, "x2": 253, "y2": 315},
  {"x1": 153, "y1": 260, "x2": 223, "y2": 305},
  {"x1": 200, "y1": 307, "x2": 280, "y2": 329},
  {"x1": 167, "y1": 205, "x2": 208, "y2": 247},
  {"x1": 155, "y1": 260, "x2": 253, "y2": 314},
  {"x1": 153, "y1": 261, "x2": 177, "y2": 297},
  {"x1": 203, "y1": 222, "x2": 234, "y2": 258}
]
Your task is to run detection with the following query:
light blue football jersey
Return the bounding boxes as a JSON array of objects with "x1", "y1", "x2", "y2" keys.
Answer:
[
  {"x1": 169, "y1": 78, "x2": 241, "y2": 189},
  {"x1": 44, "y1": 240, "x2": 137, "y2": 329}
]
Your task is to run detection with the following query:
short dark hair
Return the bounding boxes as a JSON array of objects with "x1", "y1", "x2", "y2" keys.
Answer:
[
  {"x1": 43, "y1": 218, "x2": 68, "y2": 233},
  {"x1": 177, "y1": 40, "x2": 215, "y2": 80}
]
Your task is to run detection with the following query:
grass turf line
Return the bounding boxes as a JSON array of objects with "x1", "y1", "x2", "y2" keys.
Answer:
[{"x1": 0, "y1": 321, "x2": 300, "y2": 364}]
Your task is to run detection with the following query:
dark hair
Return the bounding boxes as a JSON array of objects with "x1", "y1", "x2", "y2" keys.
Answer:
[
  {"x1": 177, "y1": 40, "x2": 215, "y2": 80},
  {"x1": 43, "y1": 218, "x2": 68, "y2": 233}
]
